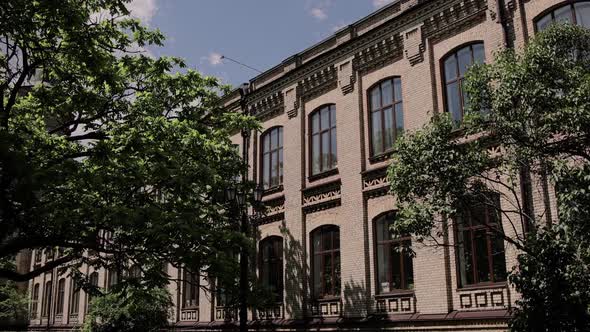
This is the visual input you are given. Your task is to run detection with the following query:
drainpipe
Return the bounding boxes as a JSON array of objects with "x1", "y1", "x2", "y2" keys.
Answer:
[{"x1": 496, "y1": 0, "x2": 512, "y2": 49}]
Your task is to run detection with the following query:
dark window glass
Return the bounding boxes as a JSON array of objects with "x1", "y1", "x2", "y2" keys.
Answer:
[
  {"x1": 56, "y1": 279, "x2": 65, "y2": 315},
  {"x1": 369, "y1": 78, "x2": 404, "y2": 156},
  {"x1": 536, "y1": 2, "x2": 590, "y2": 30},
  {"x1": 456, "y1": 194, "x2": 507, "y2": 287},
  {"x1": 261, "y1": 127, "x2": 283, "y2": 189},
  {"x1": 311, "y1": 226, "x2": 340, "y2": 299},
  {"x1": 259, "y1": 237, "x2": 284, "y2": 302},
  {"x1": 182, "y1": 268, "x2": 199, "y2": 308},
  {"x1": 310, "y1": 105, "x2": 337, "y2": 175},
  {"x1": 107, "y1": 269, "x2": 118, "y2": 289},
  {"x1": 443, "y1": 43, "x2": 485, "y2": 125},
  {"x1": 31, "y1": 283, "x2": 40, "y2": 319},
  {"x1": 87, "y1": 272, "x2": 99, "y2": 312},
  {"x1": 41, "y1": 281, "x2": 52, "y2": 317},
  {"x1": 34, "y1": 250, "x2": 42, "y2": 264},
  {"x1": 375, "y1": 212, "x2": 414, "y2": 293},
  {"x1": 69, "y1": 281, "x2": 80, "y2": 315},
  {"x1": 129, "y1": 265, "x2": 142, "y2": 279}
]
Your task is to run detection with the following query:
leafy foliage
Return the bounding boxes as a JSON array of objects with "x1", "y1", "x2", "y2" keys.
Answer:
[
  {"x1": 0, "y1": 0, "x2": 257, "y2": 295},
  {"x1": 83, "y1": 287, "x2": 172, "y2": 332},
  {"x1": 388, "y1": 24, "x2": 590, "y2": 331}
]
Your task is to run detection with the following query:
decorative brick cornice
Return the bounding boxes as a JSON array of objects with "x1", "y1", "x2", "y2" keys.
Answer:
[
  {"x1": 302, "y1": 180, "x2": 342, "y2": 214},
  {"x1": 299, "y1": 65, "x2": 337, "y2": 101},
  {"x1": 354, "y1": 33, "x2": 404, "y2": 73},
  {"x1": 422, "y1": 0, "x2": 488, "y2": 40},
  {"x1": 251, "y1": 91, "x2": 284, "y2": 121}
]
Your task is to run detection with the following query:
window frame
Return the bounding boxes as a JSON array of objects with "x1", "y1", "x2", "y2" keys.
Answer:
[
  {"x1": 311, "y1": 225, "x2": 341, "y2": 300},
  {"x1": 31, "y1": 283, "x2": 40, "y2": 319},
  {"x1": 55, "y1": 278, "x2": 66, "y2": 315},
  {"x1": 441, "y1": 42, "x2": 485, "y2": 125},
  {"x1": 69, "y1": 281, "x2": 80, "y2": 316},
  {"x1": 259, "y1": 126, "x2": 284, "y2": 190},
  {"x1": 454, "y1": 194, "x2": 508, "y2": 288},
  {"x1": 86, "y1": 271, "x2": 99, "y2": 314},
  {"x1": 258, "y1": 236, "x2": 284, "y2": 303},
  {"x1": 41, "y1": 280, "x2": 52, "y2": 318},
  {"x1": 534, "y1": 1, "x2": 590, "y2": 32},
  {"x1": 182, "y1": 267, "x2": 200, "y2": 309},
  {"x1": 373, "y1": 212, "x2": 414, "y2": 294},
  {"x1": 367, "y1": 77, "x2": 404, "y2": 158},
  {"x1": 309, "y1": 104, "x2": 338, "y2": 176}
]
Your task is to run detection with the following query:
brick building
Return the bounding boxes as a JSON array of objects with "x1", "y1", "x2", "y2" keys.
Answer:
[{"x1": 26, "y1": 0, "x2": 587, "y2": 331}]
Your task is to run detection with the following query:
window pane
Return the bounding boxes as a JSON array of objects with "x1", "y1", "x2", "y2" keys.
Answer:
[
  {"x1": 536, "y1": 14, "x2": 552, "y2": 31},
  {"x1": 278, "y1": 128, "x2": 283, "y2": 147},
  {"x1": 372, "y1": 111, "x2": 383, "y2": 155},
  {"x1": 330, "y1": 129, "x2": 337, "y2": 168},
  {"x1": 377, "y1": 244, "x2": 389, "y2": 293},
  {"x1": 381, "y1": 80, "x2": 393, "y2": 106},
  {"x1": 446, "y1": 81, "x2": 462, "y2": 124},
  {"x1": 391, "y1": 245, "x2": 402, "y2": 289},
  {"x1": 333, "y1": 229, "x2": 340, "y2": 249},
  {"x1": 322, "y1": 229, "x2": 332, "y2": 251},
  {"x1": 263, "y1": 153, "x2": 270, "y2": 188},
  {"x1": 313, "y1": 232, "x2": 321, "y2": 253},
  {"x1": 444, "y1": 55, "x2": 458, "y2": 82},
  {"x1": 458, "y1": 230, "x2": 474, "y2": 286},
  {"x1": 330, "y1": 106, "x2": 336, "y2": 128},
  {"x1": 278, "y1": 148, "x2": 283, "y2": 184},
  {"x1": 312, "y1": 134, "x2": 320, "y2": 175},
  {"x1": 270, "y1": 129, "x2": 277, "y2": 150},
  {"x1": 376, "y1": 219, "x2": 386, "y2": 242},
  {"x1": 403, "y1": 247, "x2": 414, "y2": 290},
  {"x1": 383, "y1": 107, "x2": 394, "y2": 151},
  {"x1": 457, "y1": 46, "x2": 473, "y2": 77},
  {"x1": 393, "y1": 78, "x2": 402, "y2": 102},
  {"x1": 395, "y1": 103, "x2": 404, "y2": 139},
  {"x1": 576, "y1": 3, "x2": 590, "y2": 28},
  {"x1": 312, "y1": 113, "x2": 319, "y2": 134},
  {"x1": 263, "y1": 133, "x2": 270, "y2": 153},
  {"x1": 323, "y1": 254, "x2": 332, "y2": 295},
  {"x1": 272, "y1": 151, "x2": 280, "y2": 187},
  {"x1": 474, "y1": 230, "x2": 491, "y2": 282},
  {"x1": 322, "y1": 131, "x2": 330, "y2": 171},
  {"x1": 370, "y1": 87, "x2": 381, "y2": 110},
  {"x1": 313, "y1": 254, "x2": 321, "y2": 297},
  {"x1": 554, "y1": 5, "x2": 574, "y2": 24},
  {"x1": 321, "y1": 107, "x2": 330, "y2": 130},
  {"x1": 473, "y1": 43, "x2": 485, "y2": 64},
  {"x1": 334, "y1": 252, "x2": 341, "y2": 295},
  {"x1": 491, "y1": 234, "x2": 507, "y2": 282}
]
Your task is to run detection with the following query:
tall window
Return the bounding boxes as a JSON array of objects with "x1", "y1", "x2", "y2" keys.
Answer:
[
  {"x1": 34, "y1": 250, "x2": 42, "y2": 264},
  {"x1": 87, "y1": 272, "x2": 99, "y2": 312},
  {"x1": 69, "y1": 282, "x2": 80, "y2": 315},
  {"x1": 259, "y1": 237, "x2": 283, "y2": 302},
  {"x1": 260, "y1": 127, "x2": 283, "y2": 189},
  {"x1": 456, "y1": 195, "x2": 507, "y2": 286},
  {"x1": 310, "y1": 105, "x2": 337, "y2": 175},
  {"x1": 129, "y1": 265, "x2": 142, "y2": 279},
  {"x1": 369, "y1": 77, "x2": 404, "y2": 156},
  {"x1": 182, "y1": 268, "x2": 199, "y2": 308},
  {"x1": 41, "y1": 280, "x2": 52, "y2": 317},
  {"x1": 443, "y1": 43, "x2": 485, "y2": 124},
  {"x1": 375, "y1": 212, "x2": 414, "y2": 293},
  {"x1": 312, "y1": 226, "x2": 340, "y2": 299},
  {"x1": 107, "y1": 268, "x2": 118, "y2": 289},
  {"x1": 536, "y1": 2, "x2": 590, "y2": 31},
  {"x1": 56, "y1": 278, "x2": 66, "y2": 315},
  {"x1": 31, "y1": 283, "x2": 40, "y2": 319}
]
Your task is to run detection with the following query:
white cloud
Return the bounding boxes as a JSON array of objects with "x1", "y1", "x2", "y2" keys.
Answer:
[
  {"x1": 201, "y1": 52, "x2": 223, "y2": 66},
  {"x1": 310, "y1": 7, "x2": 328, "y2": 20},
  {"x1": 373, "y1": 0, "x2": 395, "y2": 8},
  {"x1": 127, "y1": 0, "x2": 158, "y2": 25}
]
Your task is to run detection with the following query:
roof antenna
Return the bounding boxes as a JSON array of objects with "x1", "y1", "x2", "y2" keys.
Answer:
[{"x1": 221, "y1": 55, "x2": 263, "y2": 74}]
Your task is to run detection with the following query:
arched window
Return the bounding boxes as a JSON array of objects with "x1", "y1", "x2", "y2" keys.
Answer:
[
  {"x1": 69, "y1": 281, "x2": 80, "y2": 315},
  {"x1": 31, "y1": 283, "x2": 40, "y2": 319},
  {"x1": 310, "y1": 105, "x2": 337, "y2": 175},
  {"x1": 456, "y1": 194, "x2": 507, "y2": 286},
  {"x1": 87, "y1": 272, "x2": 99, "y2": 312},
  {"x1": 259, "y1": 237, "x2": 283, "y2": 302},
  {"x1": 129, "y1": 264, "x2": 142, "y2": 279},
  {"x1": 369, "y1": 77, "x2": 404, "y2": 156},
  {"x1": 41, "y1": 280, "x2": 52, "y2": 318},
  {"x1": 107, "y1": 268, "x2": 118, "y2": 289},
  {"x1": 260, "y1": 127, "x2": 283, "y2": 189},
  {"x1": 56, "y1": 278, "x2": 66, "y2": 315},
  {"x1": 182, "y1": 268, "x2": 199, "y2": 308},
  {"x1": 536, "y1": 1, "x2": 590, "y2": 31},
  {"x1": 374, "y1": 212, "x2": 414, "y2": 293},
  {"x1": 311, "y1": 226, "x2": 340, "y2": 299},
  {"x1": 443, "y1": 43, "x2": 485, "y2": 124}
]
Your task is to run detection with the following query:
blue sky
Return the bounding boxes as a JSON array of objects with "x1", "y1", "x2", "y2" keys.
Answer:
[{"x1": 127, "y1": 0, "x2": 395, "y2": 87}]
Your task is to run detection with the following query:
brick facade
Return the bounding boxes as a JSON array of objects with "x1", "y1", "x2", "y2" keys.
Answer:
[{"x1": 26, "y1": 1, "x2": 580, "y2": 331}]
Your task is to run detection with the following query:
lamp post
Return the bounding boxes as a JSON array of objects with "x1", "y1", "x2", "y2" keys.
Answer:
[{"x1": 223, "y1": 82, "x2": 264, "y2": 332}]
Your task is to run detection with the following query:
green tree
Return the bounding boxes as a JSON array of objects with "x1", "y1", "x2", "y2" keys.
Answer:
[
  {"x1": 387, "y1": 24, "x2": 590, "y2": 331},
  {"x1": 0, "y1": 0, "x2": 257, "y2": 291},
  {"x1": 83, "y1": 286, "x2": 172, "y2": 332}
]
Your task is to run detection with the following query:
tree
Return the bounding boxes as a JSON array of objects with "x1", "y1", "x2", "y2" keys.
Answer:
[
  {"x1": 83, "y1": 286, "x2": 172, "y2": 332},
  {"x1": 0, "y1": 259, "x2": 28, "y2": 325},
  {"x1": 0, "y1": 0, "x2": 257, "y2": 290},
  {"x1": 387, "y1": 24, "x2": 590, "y2": 331}
]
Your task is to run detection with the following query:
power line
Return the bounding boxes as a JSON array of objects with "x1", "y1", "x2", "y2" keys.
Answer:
[{"x1": 221, "y1": 55, "x2": 263, "y2": 74}]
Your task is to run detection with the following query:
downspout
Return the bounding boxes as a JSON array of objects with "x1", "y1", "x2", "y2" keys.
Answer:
[{"x1": 496, "y1": 0, "x2": 511, "y2": 49}]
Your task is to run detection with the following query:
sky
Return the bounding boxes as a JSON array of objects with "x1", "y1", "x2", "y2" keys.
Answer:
[{"x1": 126, "y1": 0, "x2": 396, "y2": 87}]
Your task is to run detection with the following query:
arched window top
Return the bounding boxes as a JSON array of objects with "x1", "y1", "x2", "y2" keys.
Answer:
[
  {"x1": 368, "y1": 77, "x2": 404, "y2": 156},
  {"x1": 442, "y1": 42, "x2": 485, "y2": 125},
  {"x1": 89, "y1": 271, "x2": 99, "y2": 286},
  {"x1": 535, "y1": 1, "x2": 590, "y2": 31},
  {"x1": 260, "y1": 126, "x2": 284, "y2": 189}
]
